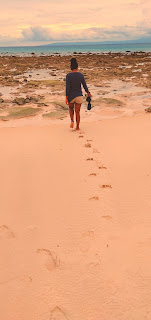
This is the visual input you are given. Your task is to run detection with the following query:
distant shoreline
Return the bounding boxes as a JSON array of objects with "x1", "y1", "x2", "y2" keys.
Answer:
[
  {"x1": 0, "y1": 40, "x2": 151, "y2": 48},
  {"x1": 0, "y1": 42, "x2": 151, "y2": 57}
]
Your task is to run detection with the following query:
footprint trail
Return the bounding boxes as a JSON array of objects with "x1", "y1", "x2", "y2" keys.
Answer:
[{"x1": 36, "y1": 249, "x2": 59, "y2": 272}]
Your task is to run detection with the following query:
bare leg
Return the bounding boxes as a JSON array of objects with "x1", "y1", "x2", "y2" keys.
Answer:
[
  {"x1": 69, "y1": 103, "x2": 74, "y2": 128},
  {"x1": 75, "y1": 103, "x2": 81, "y2": 130}
]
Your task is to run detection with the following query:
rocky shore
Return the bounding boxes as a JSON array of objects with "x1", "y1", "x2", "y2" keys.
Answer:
[{"x1": 0, "y1": 52, "x2": 151, "y2": 124}]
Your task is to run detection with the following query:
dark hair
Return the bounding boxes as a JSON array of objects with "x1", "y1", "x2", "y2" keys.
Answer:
[{"x1": 71, "y1": 58, "x2": 78, "y2": 70}]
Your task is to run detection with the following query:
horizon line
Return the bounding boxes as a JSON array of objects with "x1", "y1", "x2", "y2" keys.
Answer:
[{"x1": 0, "y1": 40, "x2": 151, "y2": 48}]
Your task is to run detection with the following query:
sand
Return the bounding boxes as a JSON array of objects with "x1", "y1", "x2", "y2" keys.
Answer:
[
  {"x1": 0, "y1": 53, "x2": 151, "y2": 319},
  {"x1": 0, "y1": 113, "x2": 151, "y2": 320}
]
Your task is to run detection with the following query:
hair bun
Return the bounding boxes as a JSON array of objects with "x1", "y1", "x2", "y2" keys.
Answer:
[{"x1": 71, "y1": 58, "x2": 78, "y2": 70}]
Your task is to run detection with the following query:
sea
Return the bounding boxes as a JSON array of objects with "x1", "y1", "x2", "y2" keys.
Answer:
[{"x1": 0, "y1": 42, "x2": 151, "y2": 56}]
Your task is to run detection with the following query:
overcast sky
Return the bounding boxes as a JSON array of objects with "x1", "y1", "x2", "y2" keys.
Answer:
[{"x1": 0, "y1": 0, "x2": 150, "y2": 46}]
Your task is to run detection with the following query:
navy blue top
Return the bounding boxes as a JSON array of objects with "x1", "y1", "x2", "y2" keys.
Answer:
[{"x1": 66, "y1": 72, "x2": 89, "y2": 102}]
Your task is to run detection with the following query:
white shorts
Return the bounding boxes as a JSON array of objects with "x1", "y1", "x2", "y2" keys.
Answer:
[{"x1": 70, "y1": 96, "x2": 83, "y2": 104}]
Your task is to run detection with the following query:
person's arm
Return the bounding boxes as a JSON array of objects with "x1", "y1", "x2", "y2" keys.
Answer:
[
  {"x1": 66, "y1": 74, "x2": 70, "y2": 105},
  {"x1": 81, "y1": 74, "x2": 92, "y2": 97}
]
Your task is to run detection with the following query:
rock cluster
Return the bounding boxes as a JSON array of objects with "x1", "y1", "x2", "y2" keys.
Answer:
[{"x1": 13, "y1": 96, "x2": 39, "y2": 105}]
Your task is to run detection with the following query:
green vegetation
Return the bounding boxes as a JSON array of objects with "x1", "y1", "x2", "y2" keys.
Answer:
[
  {"x1": 95, "y1": 97, "x2": 124, "y2": 107},
  {"x1": 52, "y1": 101, "x2": 68, "y2": 110},
  {"x1": 42, "y1": 100, "x2": 68, "y2": 119},
  {"x1": 0, "y1": 107, "x2": 41, "y2": 120},
  {"x1": 26, "y1": 80, "x2": 64, "y2": 88},
  {"x1": 43, "y1": 109, "x2": 68, "y2": 119}
]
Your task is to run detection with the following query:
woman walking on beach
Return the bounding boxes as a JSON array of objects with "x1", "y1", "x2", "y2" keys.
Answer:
[{"x1": 66, "y1": 58, "x2": 91, "y2": 130}]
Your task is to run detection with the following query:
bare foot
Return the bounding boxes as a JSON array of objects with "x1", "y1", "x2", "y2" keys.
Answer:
[
  {"x1": 70, "y1": 121, "x2": 74, "y2": 128},
  {"x1": 76, "y1": 127, "x2": 80, "y2": 131}
]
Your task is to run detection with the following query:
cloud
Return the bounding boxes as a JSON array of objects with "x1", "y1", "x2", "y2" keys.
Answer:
[
  {"x1": 22, "y1": 27, "x2": 54, "y2": 42},
  {"x1": 20, "y1": 24, "x2": 151, "y2": 43},
  {"x1": 0, "y1": 0, "x2": 151, "y2": 45},
  {"x1": 21, "y1": 26, "x2": 97, "y2": 42},
  {"x1": 1, "y1": 21, "x2": 151, "y2": 46}
]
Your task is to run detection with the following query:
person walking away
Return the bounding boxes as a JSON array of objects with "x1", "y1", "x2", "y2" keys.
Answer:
[{"x1": 66, "y1": 58, "x2": 92, "y2": 130}]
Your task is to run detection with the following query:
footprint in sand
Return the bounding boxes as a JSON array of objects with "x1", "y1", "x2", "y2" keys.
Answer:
[
  {"x1": 86, "y1": 157, "x2": 93, "y2": 161},
  {"x1": 96, "y1": 161, "x2": 107, "y2": 170},
  {"x1": 88, "y1": 253, "x2": 101, "y2": 271},
  {"x1": 27, "y1": 225, "x2": 38, "y2": 232},
  {"x1": 102, "y1": 215, "x2": 112, "y2": 220},
  {"x1": 93, "y1": 148, "x2": 100, "y2": 154},
  {"x1": 79, "y1": 135, "x2": 84, "y2": 138},
  {"x1": 36, "y1": 249, "x2": 59, "y2": 272},
  {"x1": 100, "y1": 184, "x2": 112, "y2": 189},
  {"x1": 20, "y1": 275, "x2": 32, "y2": 284},
  {"x1": 85, "y1": 143, "x2": 91, "y2": 148},
  {"x1": 89, "y1": 173, "x2": 97, "y2": 176},
  {"x1": 89, "y1": 196, "x2": 99, "y2": 201},
  {"x1": 98, "y1": 165, "x2": 107, "y2": 170},
  {"x1": 87, "y1": 139, "x2": 93, "y2": 142},
  {"x1": 80, "y1": 231, "x2": 95, "y2": 253},
  {"x1": 0, "y1": 225, "x2": 15, "y2": 239},
  {"x1": 50, "y1": 307, "x2": 68, "y2": 320}
]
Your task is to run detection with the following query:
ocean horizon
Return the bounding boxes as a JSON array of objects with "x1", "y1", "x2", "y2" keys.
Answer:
[{"x1": 0, "y1": 42, "x2": 151, "y2": 56}]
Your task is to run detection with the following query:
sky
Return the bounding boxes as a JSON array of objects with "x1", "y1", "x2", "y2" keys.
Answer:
[{"x1": 0, "y1": 0, "x2": 151, "y2": 46}]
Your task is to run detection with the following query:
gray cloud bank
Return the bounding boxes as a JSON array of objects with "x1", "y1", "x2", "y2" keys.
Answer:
[
  {"x1": 21, "y1": 24, "x2": 151, "y2": 42},
  {"x1": 1, "y1": 24, "x2": 151, "y2": 46}
]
